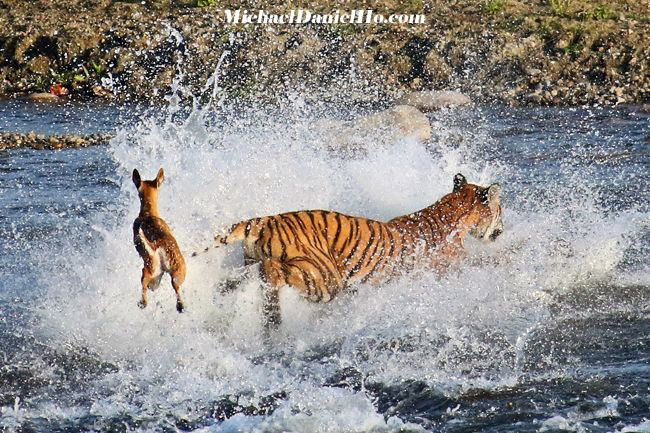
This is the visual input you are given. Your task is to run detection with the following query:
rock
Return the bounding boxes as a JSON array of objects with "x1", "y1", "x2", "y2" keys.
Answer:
[
  {"x1": 24, "y1": 92, "x2": 60, "y2": 102},
  {"x1": 644, "y1": 135, "x2": 650, "y2": 144},
  {"x1": 0, "y1": 132, "x2": 112, "y2": 150},
  {"x1": 424, "y1": 51, "x2": 452, "y2": 84},
  {"x1": 92, "y1": 85, "x2": 111, "y2": 97},
  {"x1": 69, "y1": 135, "x2": 85, "y2": 147},
  {"x1": 396, "y1": 90, "x2": 472, "y2": 112},
  {"x1": 314, "y1": 105, "x2": 431, "y2": 153},
  {"x1": 353, "y1": 105, "x2": 431, "y2": 142},
  {"x1": 27, "y1": 56, "x2": 51, "y2": 75}
]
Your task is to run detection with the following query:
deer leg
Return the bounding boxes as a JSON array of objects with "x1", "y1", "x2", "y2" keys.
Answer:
[
  {"x1": 171, "y1": 268, "x2": 186, "y2": 313},
  {"x1": 148, "y1": 273, "x2": 163, "y2": 291},
  {"x1": 139, "y1": 267, "x2": 154, "y2": 309}
]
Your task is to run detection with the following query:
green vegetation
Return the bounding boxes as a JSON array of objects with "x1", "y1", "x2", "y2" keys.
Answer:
[
  {"x1": 331, "y1": 23, "x2": 359, "y2": 36},
  {"x1": 196, "y1": 0, "x2": 218, "y2": 7},
  {"x1": 548, "y1": 0, "x2": 572, "y2": 16},
  {"x1": 91, "y1": 61, "x2": 104, "y2": 76},
  {"x1": 536, "y1": 19, "x2": 562, "y2": 37},
  {"x1": 581, "y1": 5, "x2": 616, "y2": 21},
  {"x1": 501, "y1": 16, "x2": 524, "y2": 32},
  {"x1": 563, "y1": 26, "x2": 585, "y2": 57},
  {"x1": 32, "y1": 75, "x2": 45, "y2": 91},
  {"x1": 564, "y1": 40, "x2": 584, "y2": 55},
  {"x1": 405, "y1": 0, "x2": 425, "y2": 14},
  {"x1": 483, "y1": 0, "x2": 506, "y2": 14},
  {"x1": 51, "y1": 70, "x2": 77, "y2": 86},
  {"x1": 537, "y1": 22, "x2": 551, "y2": 36}
]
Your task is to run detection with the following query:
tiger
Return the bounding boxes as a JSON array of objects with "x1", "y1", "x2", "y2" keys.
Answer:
[{"x1": 194, "y1": 173, "x2": 503, "y2": 329}]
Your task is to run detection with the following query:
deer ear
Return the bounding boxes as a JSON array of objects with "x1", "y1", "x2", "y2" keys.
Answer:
[
  {"x1": 132, "y1": 169, "x2": 141, "y2": 188},
  {"x1": 453, "y1": 173, "x2": 467, "y2": 193},
  {"x1": 156, "y1": 168, "x2": 165, "y2": 187}
]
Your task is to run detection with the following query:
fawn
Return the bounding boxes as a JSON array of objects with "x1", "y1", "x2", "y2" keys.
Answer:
[{"x1": 132, "y1": 168, "x2": 186, "y2": 312}]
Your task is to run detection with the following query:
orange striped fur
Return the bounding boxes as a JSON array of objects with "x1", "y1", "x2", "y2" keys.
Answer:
[{"x1": 196, "y1": 173, "x2": 502, "y2": 328}]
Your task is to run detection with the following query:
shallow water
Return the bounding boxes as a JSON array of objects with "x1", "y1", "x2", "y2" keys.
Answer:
[{"x1": 1, "y1": 98, "x2": 649, "y2": 433}]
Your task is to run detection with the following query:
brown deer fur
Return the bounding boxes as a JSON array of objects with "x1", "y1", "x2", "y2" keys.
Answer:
[{"x1": 132, "y1": 168, "x2": 186, "y2": 313}]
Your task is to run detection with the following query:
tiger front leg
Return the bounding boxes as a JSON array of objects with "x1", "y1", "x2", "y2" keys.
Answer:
[
  {"x1": 262, "y1": 284, "x2": 281, "y2": 335},
  {"x1": 431, "y1": 243, "x2": 465, "y2": 275},
  {"x1": 260, "y1": 259, "x2": 286, "y2": 331}
]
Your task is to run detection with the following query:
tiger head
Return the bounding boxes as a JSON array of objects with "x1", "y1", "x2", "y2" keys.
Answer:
[{"x1": 453, "y1": 173, "x2": 503, "y2": 242}]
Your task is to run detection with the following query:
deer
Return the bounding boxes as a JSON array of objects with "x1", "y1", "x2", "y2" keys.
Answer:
[{"x1": 132, "y1": 168, "x2": 186, "y2": 313}]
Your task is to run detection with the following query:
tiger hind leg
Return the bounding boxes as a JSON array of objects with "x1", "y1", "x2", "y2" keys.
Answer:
[
  {"x1": 258, "y1": 257, "x2": 344, "y2": 333},
  {"x1": 284, "y1": 257, "x2": 343, "y2": 303}
]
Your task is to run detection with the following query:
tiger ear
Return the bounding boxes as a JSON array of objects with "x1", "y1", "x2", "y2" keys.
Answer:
[
  {"x1": 488, "y1": 184, "x2": 501, "y2": 205},
  {"x1": 453, "y1": 173, "x2": 467, "y2": 193},
  {"x1": 480, "y1": 184, "x2": 500, "y2": 206},
  {"x1": 155, "y1": 168, "x2": 165, "y2": 187},
  {"x1": 132, "y1": 169, "x2": 141, "y2": 189}
]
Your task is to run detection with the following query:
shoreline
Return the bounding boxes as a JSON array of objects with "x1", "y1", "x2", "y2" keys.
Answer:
[{"x1": 0, "y1": 1, "x2": 648, "y2": 107}]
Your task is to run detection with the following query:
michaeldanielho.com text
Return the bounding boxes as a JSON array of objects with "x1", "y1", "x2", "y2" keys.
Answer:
[{"x1": 223, "y1": 9, "x2": 426, "y2": 25}]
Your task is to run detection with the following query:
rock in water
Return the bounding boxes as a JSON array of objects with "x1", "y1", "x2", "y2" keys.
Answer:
[
  {"x1": 353, "y1": 105, "x2": 431, "y2": 142},
  {"x1": 0, "y1": 132, "x2": 112, "y2": 150},
  {"x1": 314, "y1": 105, "x2": 431, "y2": 153},
  {"x1": 24, "y1": 92, "x2": 61, "y2": 102},
  {"x1": 397, "y1": 90, "x2": 472, "y2": 112}
]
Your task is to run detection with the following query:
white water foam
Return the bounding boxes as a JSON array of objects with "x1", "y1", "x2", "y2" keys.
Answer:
[{"x1": 538, "y1": 395, "x2": 620, "y2": 433}]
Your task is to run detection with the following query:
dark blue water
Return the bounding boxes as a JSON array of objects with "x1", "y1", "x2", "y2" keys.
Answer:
[
  {"x1": 1, "y1": 102, "x2": 649, "y2": 433},
  {"x1": 0, "y1": 99, "x2": 144, "y2": 135}
]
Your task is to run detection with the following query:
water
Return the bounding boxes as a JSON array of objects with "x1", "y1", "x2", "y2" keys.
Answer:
[
  {"x1": 0, "y1": 99, "x2": 144, "y2": 135},
  {"x1": 1, "y1": 96, "x2": 649, "y2": 433}
]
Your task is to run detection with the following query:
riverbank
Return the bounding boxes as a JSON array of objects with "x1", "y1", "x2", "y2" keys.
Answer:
[{"x1": 0, "y1": 0, "x2": 648, "y2": 107}]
